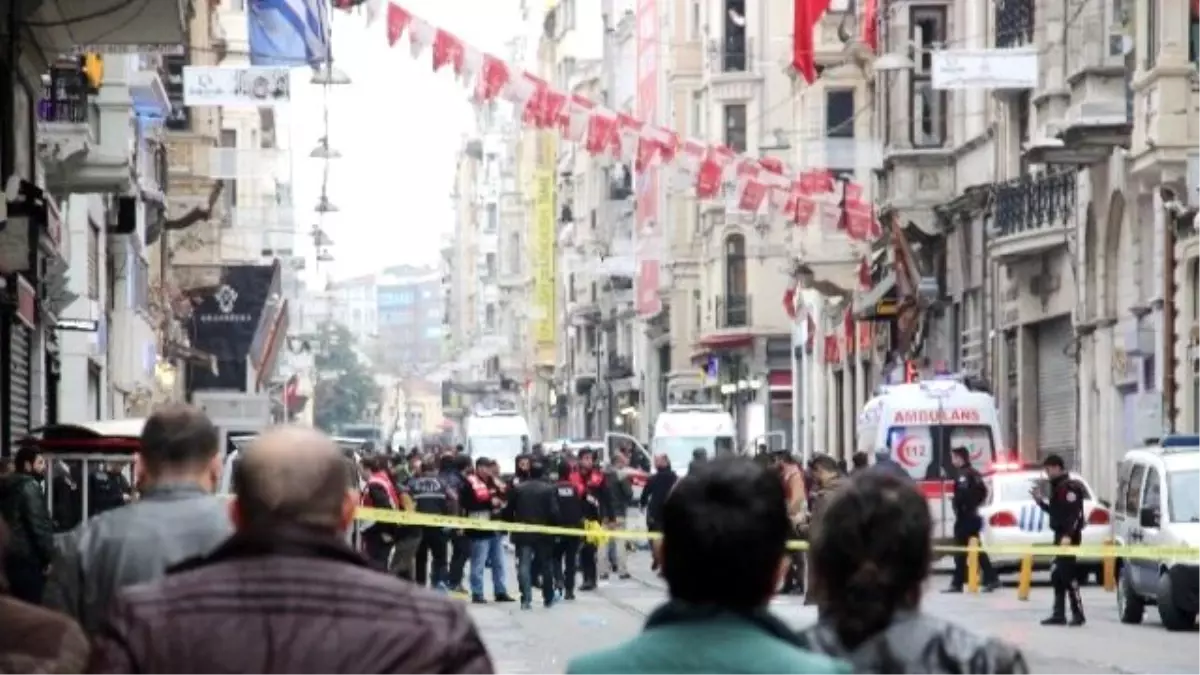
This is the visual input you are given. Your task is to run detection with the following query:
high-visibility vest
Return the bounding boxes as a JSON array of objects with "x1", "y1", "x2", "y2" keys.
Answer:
[
  {"x1": 360, "y1": 473, "x2": 399, "y2": 531},
  {"x1": 466, "y1": 474, "x2": 490, "y2": 502}
]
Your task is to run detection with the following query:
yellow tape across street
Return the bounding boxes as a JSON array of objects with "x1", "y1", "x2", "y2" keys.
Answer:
[{"x1": 356, "y1": 507, "x2": 1199, "y2": 561}]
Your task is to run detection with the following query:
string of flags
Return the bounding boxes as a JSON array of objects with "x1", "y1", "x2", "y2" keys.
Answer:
[
  {"x1": 336, "y1": 0, "x2": 887, "y2": 358},
  {"x1": 337, "y1": 1, "x2": 884, "y2": 242}
]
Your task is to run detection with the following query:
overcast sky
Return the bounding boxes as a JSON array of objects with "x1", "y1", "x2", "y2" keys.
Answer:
[{"x1": 288, "y1": 0, "x2": 523, "y2": 282}]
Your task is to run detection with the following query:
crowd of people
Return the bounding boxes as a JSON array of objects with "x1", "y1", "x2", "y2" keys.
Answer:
[{"x1": 0, "y1": 403, "x2": 1040, "y2": 673}]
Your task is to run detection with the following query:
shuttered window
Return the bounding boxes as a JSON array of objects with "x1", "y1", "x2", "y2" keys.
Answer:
[
  {"x1": 1035, "y1": 316, "x2": 1077, "y2": 467},
  {"x1": 87, "y1": 219, "x2": 100, "y2": 299},
  {"x1": 10, "y1": 326, "x2": 31, "y2": 445}
]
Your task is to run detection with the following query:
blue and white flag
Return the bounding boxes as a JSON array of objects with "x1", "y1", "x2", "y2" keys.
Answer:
[{"x1": 248, "y1": 0, "x2": 330, "y2": 67}]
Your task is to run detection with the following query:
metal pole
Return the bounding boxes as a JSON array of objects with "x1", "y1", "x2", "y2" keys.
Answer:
[
  {"x1": 1163, "y1": 201, "x2": 1178, "y2": 434},
  {"x1": 791, "y1": 318, "x2": 803, "y2": 456}
]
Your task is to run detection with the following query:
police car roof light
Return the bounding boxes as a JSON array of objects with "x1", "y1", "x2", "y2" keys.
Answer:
[{"x1": 1160, "y1": 435, "x2": 1200, "y2": 452}]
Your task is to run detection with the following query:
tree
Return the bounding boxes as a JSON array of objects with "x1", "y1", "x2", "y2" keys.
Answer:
[{"x1": 312, "y1": 322, "x2": 379, "y2": 433}]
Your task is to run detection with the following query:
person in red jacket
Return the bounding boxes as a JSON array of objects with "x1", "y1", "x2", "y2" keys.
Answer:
[
  {"x1": 359, "y1": 456, "x2": 401, "y2": 570},
  {"x1": 575, "y1": 449, "x2": 613, "y2": 591}
]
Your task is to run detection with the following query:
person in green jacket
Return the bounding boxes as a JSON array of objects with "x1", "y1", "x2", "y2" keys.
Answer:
[{"x1": 566, "y1": 457, "x2": 850, "y2": 675}]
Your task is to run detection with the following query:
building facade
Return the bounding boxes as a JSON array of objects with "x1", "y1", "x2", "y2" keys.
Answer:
[{"x1": 376, "y1": 265, "x2": 442, "y2": 374}]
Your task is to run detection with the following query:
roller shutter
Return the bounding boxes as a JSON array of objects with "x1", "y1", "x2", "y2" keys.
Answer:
[
  {"x1": 10, "y1": 323, "x2": 31, "y2": 445},
  {"x1": 1035, "y1": 316, "x2": 1077, "y2": 468}
]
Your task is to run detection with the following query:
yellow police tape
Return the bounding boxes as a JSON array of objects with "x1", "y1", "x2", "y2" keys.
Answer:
[{"x1": 357, "y1": 507, "x2": 1200, "y2": 561}]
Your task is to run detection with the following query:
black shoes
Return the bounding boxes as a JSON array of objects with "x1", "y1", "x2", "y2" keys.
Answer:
[
  {"x1": 1041, "y1": 615, "x2": 1086, "y2": 626},
  {"x1": 494, "y1": 594, "x2": 516, "y2": 603}
]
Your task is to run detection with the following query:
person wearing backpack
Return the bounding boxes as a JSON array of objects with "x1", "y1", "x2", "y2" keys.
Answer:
[{"x1": 945, "y1": 446, "x2": 999, "y2": 593}]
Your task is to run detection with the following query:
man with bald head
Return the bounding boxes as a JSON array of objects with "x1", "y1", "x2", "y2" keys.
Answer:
[{"x1": 89, "y1": 426, "x2": 495, "y2": 674}]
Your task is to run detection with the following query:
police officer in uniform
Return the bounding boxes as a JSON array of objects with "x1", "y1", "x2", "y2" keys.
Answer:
[
  {"x1": 1032, "y1": 453, "x2": 1087, "y2": 626},
  {"x1": 407, "y1": 460, "x2": 454, "y2": 589},
  {"x1": 946, "y1": 446, "x2": 999, "y2": 593},
  {"x1": 552, "y1": 458, "x2": 586, "y2": 600}
]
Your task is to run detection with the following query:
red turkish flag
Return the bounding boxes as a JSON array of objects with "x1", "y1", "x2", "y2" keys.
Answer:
[
  {"x1": 861, "y1": 0, "x2": 879, "y2": 52},
  {"x1": 386, "y1": 2, "x2": 412, "y2": 47},
  {"x1": 792, "y1": 0, "x2": 831, "y2": 84},
  {"x1": 584, "y1": 111, "x2": 619, "y2": 156},
  {"x1": 475, "y1": 55, "x2": 510, "y2": 102},
  {"x1": 431, "y1": 29, "x2": 463, "y2": 72}
]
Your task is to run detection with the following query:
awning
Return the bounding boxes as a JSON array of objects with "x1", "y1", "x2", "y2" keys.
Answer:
[{"x1": 255, "y1": 300, "x2": 289, "y2": 390}]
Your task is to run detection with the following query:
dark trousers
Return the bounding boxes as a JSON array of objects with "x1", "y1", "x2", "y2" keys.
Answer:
[
  {"x1": 363, "y1": 532, "x2": 393, "y2": 572},
  {"x1": 416, "y1": 528, "x2": 448, "y2": 587},
  {"x1": 951, "y1": 518, "x2": 997, "y2": 588},
  {"x1": 448, "y1": 533, "x2": 470, "y2": 588},
  {"x1": 1051, "y1": 532, "x2": 1085, "y2": 618},
  {"x1": 554, "y1": 536, "x2": 580, "y2": 592},
  {"x1": 516, "y1": 537, "x2": 555, "y2": 605},
  {"x1": 390, "y1": 533, "x2": 421, "y2": 581},
  {"x1": 5, "y1": 557, "x2": 45, "y2": 605}
]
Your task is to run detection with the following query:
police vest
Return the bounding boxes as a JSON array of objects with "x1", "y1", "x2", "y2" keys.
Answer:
[{"x1": 408, "y1": 476, "x2": 450, "y2": 515}]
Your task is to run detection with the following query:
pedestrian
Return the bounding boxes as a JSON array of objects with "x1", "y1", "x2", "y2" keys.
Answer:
[
  {"x1": 850, "y1": 451, "x2": 869, "y2": 473},
  {"x1": 687, "y1": 447, "x2": 707, "y2": 474},
  {"x1": 567, "y1": 457, "x2": 850, "y2": 674},
  {"x1": 770, "y1": 450, "x2": 807, "y2": 595},
  {"x1": 359, "y1": 455, "x2": 401, "y2": 571},
  {"x1": 44, "y1": 404, "x2": 232, "y2": 634},
  {"x1": 603, "y1": 451, "x2": 635, "y2": 580},
  {"x1": 507, "y1": 460, "x2": 559, "y2": 609},
  {"x1": 88, "y1": 426, "x2": 495, "y2": 674},
  {"x1": 946, "y1": 446, "x2": 999, "y2": 593},
  {"x1": 0, "y1": 520, "x2": 90, "y2": 673},
  {"x1": 408, "y1": 455, "x2": 453, "y2": 588},
  {"x1": 801, "y1": 454, "x2": 844, "y2": 607},
  {"x1": 796, "y1": 470, "x2": 1027, "y2": 673},
  {"x1": 1032, "y1": 453, "x2": 1087, "y2": 627},
  {"x1": 0, "y1": 445, "x2": 54, "y2": 604},
  {"x1": 551, "y1": 458, "x2": 586, "y2": 600},
  {"x1": 441, "y1": 454, "x2": 471, "y2": 592},
  {"x1": 640, "y1": 453, "x2": 677, "y2": 572},
  {"x1": 460, "y1": 458, "x2": 514, "y2": 604},
  {"x1": 871, "y1": 448, "x2": 913, "y2": 481},
  {"x1": 575, "y1": 448, "x2": 612, "y2": 591}
]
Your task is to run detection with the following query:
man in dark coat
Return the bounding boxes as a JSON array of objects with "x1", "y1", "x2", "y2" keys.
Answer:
[
  {"x1": 88, "y1": 425, "x2": 494, "y2": 674},
  {"x1": 0, "y1": 446, "x2": 54, "y2": 604},
  {"x1": 0, "y1": 520, "x2": 90, "y2": 673}
]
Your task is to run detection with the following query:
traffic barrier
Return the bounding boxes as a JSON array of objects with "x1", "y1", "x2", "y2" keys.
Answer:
[
  {"x1": 355, "y1": 507, "x2": 1199, "y2": 561},
  {"x1": 1016, "y1": 554, "x2": 1033, "y2": 601},
  {"x1": 1102, "y1": 538, "x2": 1117, "y2": 591},
  {"x1": 966, "y1": 537, "x2": 980, "y2": 593}
]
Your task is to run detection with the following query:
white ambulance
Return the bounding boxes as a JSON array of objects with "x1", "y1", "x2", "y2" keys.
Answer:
[
  {"x1": 857, "y1": 376, "x2": 1006, "y2": 544},
  {"x1": 651, "y1": 404, "x2": 737, "y2": 473}
]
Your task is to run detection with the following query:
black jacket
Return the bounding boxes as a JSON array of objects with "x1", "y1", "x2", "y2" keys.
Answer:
[
  {"x1": 951, "y1": 466, "x2": 988, "y2": 521},
  {"x1": 506, "y1": 478, "x2": 559, "y2": 545},
  {"x1": 1037, "y1": 474, "x2": 1087, "y2": 539},
  {"x1": 0, "y1": 472, "x2": 54, "y2": 568},
  {"x1": 640, "y1": 469, "x2": 677, "y2": 528},
  {"x1": 553, "y1": 480, "x2": 585, "y2": 528},
  {"x1": 579, "y1": 469, "x2": 614, "y2": 521}
]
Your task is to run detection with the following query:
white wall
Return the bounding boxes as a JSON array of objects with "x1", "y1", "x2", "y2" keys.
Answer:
[{"x1": 59, "y1": 195, "x2": 109, "y2": 422}]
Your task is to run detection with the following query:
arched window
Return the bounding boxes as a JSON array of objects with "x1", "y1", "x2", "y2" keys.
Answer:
[{"x1": 724, "y1": 233, "x2": 747, "y2": 326}]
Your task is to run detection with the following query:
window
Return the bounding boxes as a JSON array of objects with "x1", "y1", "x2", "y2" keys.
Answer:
[
  {"x1": 1190, "y1": 6, "x2": 1199, "y2": 65},
  {"x1": 723, "y1": 0, "x2": 747, "y2": 71},
  {"x1": 485, "y1": 253, "x2": 496, "y2": 279},
  {"x1": 909, "y1": 7, "x2": 947, "y2": 148},
  {"x1": 1143, "y1": 468, "x2": 1162, "y2": 512},
  {"x1": 691, "y1": 91, "x2": 704, "y2": 136},
  {"x1": 485, "y1": 203, "x2": 498, "y2": 233},
  {"x1": 690, "y1": 1, "x2": 701, "y2": 39},
  {"x1": 825, "y1": 89, "x2": 856, "y2": 138},
  {"x1": 724, "y1": 234, "x2": 747, "y2": 325},
  {"x1": 723, "y1": 104, "x2": 747, "y2": 152},
  {"x1": 562, "y1": 0, "x2": 576, "y2": 30},
  {"x1": 1146, "y1": 0, "x2": 1159, "y2": 70},
  {"x1": 220, "y1": 129, "x2": 238, "y2": 206},
  {"x1": 485, "y1": 304, "x2": 496, "y2": 330},
  {"x1": 1124, "y1": 463, "x2": 1147, "y2": 515}
]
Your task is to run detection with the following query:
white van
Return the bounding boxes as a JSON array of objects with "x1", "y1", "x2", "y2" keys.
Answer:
[
  {"x1": 857, "y1": 376, "x2": 1004, "y2": 543},
  {"x1": 649, "y1": 404, "x2": 737, "y2": 473},
  {"x1": 465, "y1": 410, "x2": 531, "y2": 476},
  {"x1": 1113, "y1": 435, "x2": 1199, "y2": 631}
]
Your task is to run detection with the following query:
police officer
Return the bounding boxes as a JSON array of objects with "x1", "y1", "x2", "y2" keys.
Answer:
[
  {"x1": 407, "y1": 459, "x2": 453, "y2": 589},
  {"x1": 576, "y1": 448, "x2": 612, "y2": 591},
  {"x1": 508, "y1": 460, "x2": 560, "y2": 609},
  {"x1": 1032, "y1": 453, "x2": 1087, "y2": 626},
  {"x1": 552, "y1": 458, "x2": 586, "y2": 600},
  {"x1": 946, "y1": 446, "x2": 999, "y2": 593}
]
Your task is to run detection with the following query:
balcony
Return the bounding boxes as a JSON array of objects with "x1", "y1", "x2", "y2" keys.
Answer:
[
  {"x1": 1130, "y1": 54, "x2": 1199, "y2": 181},
  {"x1": 567, "y1": 296, "x2": 601, "y2": 324},
  {"x1": 1057, "y1": 13, "x2": 1132, "y2": 154},
  {"x1": 606, "y1": 355, "x2": 634, "y2": 381},
  {"x1": 706, "y1": 37, "x2": 763, "y2": 102},
  {"x1": 38, "y1": 63, "x2": 134, "y2": 194},
  {"x1": 988, "y1": 170, "x2": 1078, "y2": 264},
  {"x1": 25, "y1": 0, "x2": 191, "y2": 63}
]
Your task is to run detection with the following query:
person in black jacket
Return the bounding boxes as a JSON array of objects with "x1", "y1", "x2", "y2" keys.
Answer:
[
  {"x1": 946, "y1": 446, "x2": 998, "y2": 594},
  {"x1": 441, "y1": 454, "x2": 470, "y2": 593},
  {"x1": 507, "y1": 461, "x2": 560, "y2": 609},
  {"x1": 407, "y1": 460, "x2": 454, "y2": 588},
  {"x1": 0, "y1": 446, "x2": 55, "y2": 604},
  {"x1": 576, "y1": 449, "x2": 613, "y2": 592},
  {"x1": 640, "y1": 453, "x2": 677, "y2": 572},
  {"x1": 1032, "y1": 454, "x2": 1088, "y2": 626},
  {"x1": 551, "y1": 459, "x2": 586, "y2": 600}
]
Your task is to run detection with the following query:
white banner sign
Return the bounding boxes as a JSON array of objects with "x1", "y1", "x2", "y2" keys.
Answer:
[
  {"x1": 931, "y1": 48, "x2": 1038, "y2": 91},
  {"x1": 182, "y1": 66, "x2": 291, "y2": 107}
]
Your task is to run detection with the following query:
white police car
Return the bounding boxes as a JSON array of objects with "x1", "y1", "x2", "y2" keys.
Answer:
[{"x1": 978, "y1": 462, "x2": 1110, "y2": 580}]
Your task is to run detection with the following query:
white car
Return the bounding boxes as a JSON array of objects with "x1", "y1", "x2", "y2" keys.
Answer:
[{"x1": 979, "y1": 463, "x2": 1111, "y2": 581}]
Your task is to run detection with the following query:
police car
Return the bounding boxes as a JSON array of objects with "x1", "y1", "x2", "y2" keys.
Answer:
[{"x1": 978, "y1": 462, "x2": 1110, "y2": 581}]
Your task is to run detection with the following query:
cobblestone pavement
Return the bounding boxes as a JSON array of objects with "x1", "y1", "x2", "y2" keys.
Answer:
[{"x1": 468, "y1": 550, "x2": 1199, "y2": 674}]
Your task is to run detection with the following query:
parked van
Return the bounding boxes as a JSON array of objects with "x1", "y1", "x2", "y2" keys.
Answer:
[{"x1": 1113, "y1": 435, "x2": 1199, "y2": 631}]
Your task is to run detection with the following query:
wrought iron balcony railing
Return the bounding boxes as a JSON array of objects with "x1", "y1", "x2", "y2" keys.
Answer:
[
  {"x1": 992, "y1": 169, "x2": 1077, "y2": 238},
  {"x1": 38, "y1": 64, "x2": 91, "y2": 125},
  {"x1": 994, "y1": 0, "x2": 1035, "y2": 49}
]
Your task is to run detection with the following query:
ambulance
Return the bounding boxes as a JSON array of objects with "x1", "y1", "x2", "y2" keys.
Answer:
[{"x1": 856, "y1": 375, "x2": 1005, "y2": 545}]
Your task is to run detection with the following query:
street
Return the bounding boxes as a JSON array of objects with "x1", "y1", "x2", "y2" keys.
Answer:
[{"x1": 469, "y1": 552, "x2": 1199, "y2": 674}]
